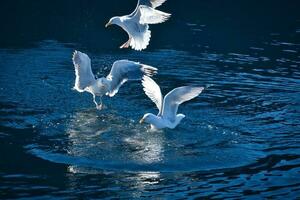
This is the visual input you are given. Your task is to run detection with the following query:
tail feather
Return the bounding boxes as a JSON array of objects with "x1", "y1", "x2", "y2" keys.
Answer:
[{"x1": 130, "y1": 29, "x2": 151, "y2": 51}]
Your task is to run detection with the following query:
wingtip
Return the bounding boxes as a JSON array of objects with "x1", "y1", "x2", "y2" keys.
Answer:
[
  {"x1": 181, "y1": 86, "x2": 205, "y2": 96},
  {"x1": 72, "y1": 50, "x2": 80, "y2": 61},
  {"x1": 72, "y1": 50, "x2": 89, "y2": 65},
  {"x1": 192, "y1": 86, "x2": 205, "y2": 95},
  {"x1": 205, "y1": 84, "x2": 214, "y2": 89},
  {"x1": 73, "y1": 50, "x2": 80, "y2": 56},
  {"x1": 142, "y1": 64, "x2": 158, "y2": 77},
  {"x1": 73, "y1": 50, "x2": 84, "y2": 57},
  {"x1": 72, "y1": 50, "x2": 80, "y2": 63}
]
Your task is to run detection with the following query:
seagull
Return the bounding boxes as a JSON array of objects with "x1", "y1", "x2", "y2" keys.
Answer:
[
  {"x1": 72, "y1": 50, "x2": 157, "y2": 109},
  {"x1": 139, "y1": 76, "x2": 204, "y2": 129},
  {"x1": 105, "y1": 0, "x2": 171, "y2": 51}
]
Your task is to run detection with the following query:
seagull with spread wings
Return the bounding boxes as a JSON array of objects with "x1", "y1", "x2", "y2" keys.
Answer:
[
  {"x1": 105, "y1": 0, "x2": 171, "y2": 51},
  {"x1": 139, "y1": 76, "x2": 204, "y2": 129},
  {"x1": 72, "y1": 50, "x2": 157, "y2": 109}
]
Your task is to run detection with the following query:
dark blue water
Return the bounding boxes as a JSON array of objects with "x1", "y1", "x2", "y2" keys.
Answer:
[{"x1": 1, "y1": 1, "x2": 300, "y2": 199}]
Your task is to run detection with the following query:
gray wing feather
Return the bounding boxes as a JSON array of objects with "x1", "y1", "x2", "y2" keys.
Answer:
[
  {"x1": 106, "y1": 60, "x2": 157, "y2": 97},
  {"x1": 162, "y1": 86, "x2": 204, "y2": 122},
  {"x1": 72, "y1": 50, "x2": 95, "y2": 92}
]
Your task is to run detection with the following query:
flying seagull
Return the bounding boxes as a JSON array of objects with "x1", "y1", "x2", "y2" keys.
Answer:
[
  {"x1": 72, "y1": 50, "x2": 157, "y2": 109},
  {"x1": 105, "y1": 0, "x2": 171, "y2": 51},
  {"x1": 140, "y1": 76, "x2": 204, "y2": 129}
]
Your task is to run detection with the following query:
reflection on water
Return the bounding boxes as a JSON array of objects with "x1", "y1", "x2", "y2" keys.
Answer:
[
  {"x1": 127, "y1": 171, "x2": 161, "y2": 198},
  {"x1": 65, "y1": 109, "x2": 164, "y2": 172},
  {"x1": 123, "y1": 132, "x2": 164, "y2": 164}
]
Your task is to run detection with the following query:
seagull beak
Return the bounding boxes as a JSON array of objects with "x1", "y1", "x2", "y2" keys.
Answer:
[
  {"x1": 105, "y1": 22, "x2": 111, "y2": 28},
  {"x1": 139, "y1": 118, "x2": 145, "y2": 124}
]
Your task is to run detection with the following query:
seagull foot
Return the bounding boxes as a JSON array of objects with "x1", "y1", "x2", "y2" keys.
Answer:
[
  {"x1": 120, "y1": 38, "x2": 131, "y2": 49},
  {"x1": 96, "y1": 104, "x2": 103, "y2": 110}
]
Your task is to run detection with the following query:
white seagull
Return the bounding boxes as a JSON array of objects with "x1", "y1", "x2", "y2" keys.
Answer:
[
  {"x1": 139, "y1": 76, "x2": 204, "y2": 129},
  {"x1": 105, "y1": 0, "x2": 171, "y2": 51},
  {"x1": 72, "y1": 50, "x2": 157, "y2": 109}
]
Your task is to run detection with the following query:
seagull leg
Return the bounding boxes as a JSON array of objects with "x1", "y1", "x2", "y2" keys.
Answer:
[
  {"x1": 92, "y1": 94, "x2": 104, "y2": 110},
  {"x1": 92, "y1": 94, "x2": 99, "y2": 109},
  {"x1": 120, "y1": 37, "x2": 132, "y2": 49},
  {"x1": 97, "y1": 97, "x2": 103, "y2": 110}
]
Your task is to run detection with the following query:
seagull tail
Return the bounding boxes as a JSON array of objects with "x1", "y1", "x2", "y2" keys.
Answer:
[{"x1": 130, "y1": 29, "x2": 151, "y2": 51}]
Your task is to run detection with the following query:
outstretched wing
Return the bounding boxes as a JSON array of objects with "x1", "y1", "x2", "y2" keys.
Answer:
[
  {"x1": 128, "y1": 5, "x2": 169, "y2": 50},
  {"x1": 138, "y1": 0, "x2": 167, "y2": 8},
  {"x1": 139, "y1": 5, "x2": 171, "y2": 25},
  {"x1": 106, "y1": 60, "x2": 157, "y2": 97},
  {"x1": 142, "y1": 76, "x2": 163, "y2": 114},
  {"x1": 162, "y1": 86, "x2": 204, "y2": 122},
  {"x1": 72, "y1": 50, "x2": 95, "y2": 92},
  {"x1": 130, "y1": 0, "x2": 167, "y2": 16}
]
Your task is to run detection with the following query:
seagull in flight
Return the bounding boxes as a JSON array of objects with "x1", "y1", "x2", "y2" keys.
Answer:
[
  {"x1": 105, "y1": 0, "x2": 171, "y2": 51},
  {"x1": 139, "y1": 76, "x2": 204, "y2": 129},
  {"x1": 72, "y1": 50, "x2": 157, "y2": 109}
]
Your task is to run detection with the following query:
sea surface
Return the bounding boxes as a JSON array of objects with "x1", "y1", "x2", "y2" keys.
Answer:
[{"x1": 0, "y1": 0, "x2": 300, "y2": 199}]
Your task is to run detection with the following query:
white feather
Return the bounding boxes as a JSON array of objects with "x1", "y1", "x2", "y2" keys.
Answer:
[
  {"x1": 106, "y1": 60, "x2": 157, "y2": 97},
  {"x1": 107, "y1": 0, "x2": 170, "y2": 51},
  {"x1": 72, "y1": 51, "x2": 95, "y2": 92},
  {"x1": 141, "y1": 77, "x2": 205, "y2": 129},
  {"x1": 139, "y1": 5, "x2": 171, "y2": 25},
  {"x1": 130, "y1": 26, "x2": 151, "y2": 51},
  {"x1": 137, "y1": 0, "x2": 167, "y2": 9},
  {"x1": 142, "y1": 76, "x2": 163, "y2": 113},
  {"x1": 162, "y1": 86, "x2": 204, "y2": 122},
  {"x1": 72, "y1": 51, "x2": 157, "y2": 109}
]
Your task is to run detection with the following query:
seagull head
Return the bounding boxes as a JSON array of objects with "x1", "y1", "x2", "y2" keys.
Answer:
[
  {"x1": 139, "y1": 113, "x2": 156, "y2": 124},
  {"x1": 105, "y1": 17, "x2": 122, "y2": 28}
]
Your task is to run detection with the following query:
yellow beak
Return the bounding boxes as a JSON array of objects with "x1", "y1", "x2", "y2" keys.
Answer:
[
  {"x1": 139, "y1": 118, "x2": 145, "y2": 124},
  {"x1": 105, "y1": 22, "x2": 111, "y2": 28}
]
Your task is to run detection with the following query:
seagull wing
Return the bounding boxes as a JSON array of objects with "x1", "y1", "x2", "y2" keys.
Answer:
[
  {"x1": 139, "y1": 5, "x2": 171, "y2": 25},
  {"x1": 162, "y1": 86, "x2": 204, "y2": 122},
  {"x1": 106, "y1": 60, "x2": 157, "y2": 97},
  {"x1": 142, "y1": 76, "x2": 163, "y2": 114},
  {"x1": 128, "y1": 5, "x2": 169, "y2": 50},
  {"x1": 130, "y1": 0, "x2": 167, "y2": 16},
  {"x1": 72, "y1": 50, "x2": 95, "y2": 92},
  {"x1": 138, "y1": 0, "x2": 167, "y2": 8}
]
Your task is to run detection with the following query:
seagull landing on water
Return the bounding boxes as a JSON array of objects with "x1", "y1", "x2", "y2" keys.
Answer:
[
  {"x1": 105, "y1": 0, "x2": 171, "y2": 51},
  {"x1": 72, "y1": 50, "x2": 157, "y2": 110},
  {"x1": 139, "y1": 76, "x2": 204, "y2": 130}
]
